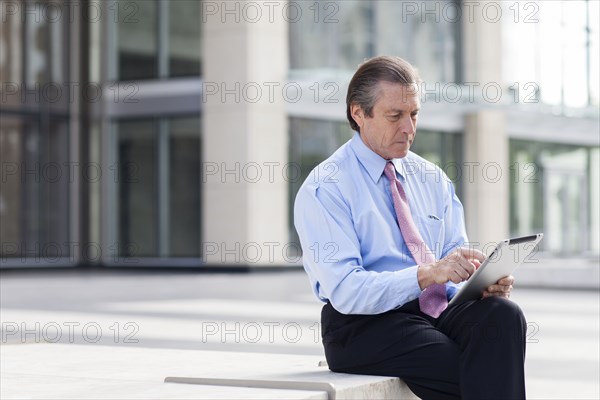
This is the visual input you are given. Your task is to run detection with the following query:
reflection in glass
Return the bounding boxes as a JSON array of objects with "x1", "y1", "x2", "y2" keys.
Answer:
[
  {"x1": 169, "y1": 117, "x2": 201, "y2": 256},
  {"x1": 376, "y1": 1, "x2": 458, "y2": 83},
  {"x1": 118, "y1": 0, "x2": 157, "y2": 80},
  {"x1": 118, "y1": 120, "x2": 158, "y2": 256},
  {"x1": 116, "y1": 116, "x2": 201, "y2": 258},
  {"x1": 410, "y1": 130, "x2": 462, "y2": 194},
  {"x1": 509, "y1": 140, "x2": 599, "y2": 255},
  {"x1": 0, "y1": 116, "x2": 23, "y2": 249},
  {"x1": 0, "y1": 115, "x2": 70, "y2": 259},
  {"x1": 541, "y1": 149, "x2": 588, "y2": 253},
  {"x1": 588, "y1": 0, "x2": 599, "y2": 106},
  {"x1": 169, "y1": 0, "x2": 202, "y2": 77},
  {"x1": 289, "y1": 1, "x2": 459, "y2": 83},
  {"x1": 290, "y1": 1, "x2": 373, "y2": 71},
  {"x1": 510, "y1": 1, "x2": 598, "y2": 108},
  {"x1": 0, "y1": 3, "x2": 23, "y2": 84}
]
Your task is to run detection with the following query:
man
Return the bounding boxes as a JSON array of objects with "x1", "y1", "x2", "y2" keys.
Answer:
[{"x1": 294, "y1": 56, "x2": 526, "y2": 399}]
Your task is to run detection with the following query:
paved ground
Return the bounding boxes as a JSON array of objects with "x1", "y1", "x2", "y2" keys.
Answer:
[{"x1": 1, "y1": 268, "x2": 599, "y2": 399}]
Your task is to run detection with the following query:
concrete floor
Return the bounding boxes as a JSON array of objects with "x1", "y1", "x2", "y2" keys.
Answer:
[{"x1": 1, "y1": 268, "x2": 599, "y2": 399}]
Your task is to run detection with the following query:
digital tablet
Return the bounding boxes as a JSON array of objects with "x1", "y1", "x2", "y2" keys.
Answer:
[{"x1": 448, "y1": 233, "x2": 544, "y2": 305}]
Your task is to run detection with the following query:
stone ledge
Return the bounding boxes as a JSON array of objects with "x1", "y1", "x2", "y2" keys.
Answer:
[{"x1": 1, "y1": 344, "x2": 419, "y2": 399}]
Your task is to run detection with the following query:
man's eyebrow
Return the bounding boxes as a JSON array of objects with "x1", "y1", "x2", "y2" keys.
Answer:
[{"x1": 386, "y1": 108, "x2": 421, "y2": 113}]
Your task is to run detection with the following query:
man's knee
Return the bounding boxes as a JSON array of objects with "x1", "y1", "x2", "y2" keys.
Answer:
[
  {"x1": 484, "y1": 297, "x2": 525, "y2": 322},
  {"x1": 479, "y1": 297, "x2": 527, "y2": 340}
]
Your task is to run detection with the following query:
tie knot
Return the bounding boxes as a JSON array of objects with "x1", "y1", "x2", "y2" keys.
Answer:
[{"x1": 383, "y1": 162, "x2": 397, "y2": 181}]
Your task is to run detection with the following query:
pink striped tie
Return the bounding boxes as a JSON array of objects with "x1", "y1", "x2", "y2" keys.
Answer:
[{"x1": 383, "y1": 162, "x2": 447, "y2": 318}]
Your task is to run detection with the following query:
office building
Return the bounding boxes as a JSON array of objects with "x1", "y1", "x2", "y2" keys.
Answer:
[{"x1": 1, "y1": 0, "x2": 598, "y2": 268}]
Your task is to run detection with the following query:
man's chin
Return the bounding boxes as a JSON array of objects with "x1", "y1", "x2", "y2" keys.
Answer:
[{"x1": 392, "y1": 149, "x2": 410, "y2": 159}]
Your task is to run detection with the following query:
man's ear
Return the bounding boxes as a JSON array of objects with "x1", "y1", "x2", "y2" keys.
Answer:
[{"x1": 351, "y1": 103, "x2": 364, "y2": 128}]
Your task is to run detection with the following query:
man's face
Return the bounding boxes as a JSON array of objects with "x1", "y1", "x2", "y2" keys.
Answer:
[{"x1": 351, "y1": 82, "x2": 420, "y2": 160}]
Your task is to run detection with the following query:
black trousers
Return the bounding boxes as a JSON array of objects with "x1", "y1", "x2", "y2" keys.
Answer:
[{"x1": 322, "y1": 297, "x2": 527, "y2": 400}]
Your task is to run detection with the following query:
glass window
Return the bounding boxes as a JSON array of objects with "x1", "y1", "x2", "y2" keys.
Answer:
[
  {"x1": 0, "y1": 2, "x2": 23, "y2": 84},
  {"x1": 0, "y1": 114, "x2": 70, "y2": 260},
  {"x1": 509, "y1": 140, "x2": 599, "y2": 255},
  {"x1": 115, "y1": 116, "x2": 201, "y2": 259},
  {"x1": 588, "y1": 0, "x2": 599, "y2": 106},
  {"x1": 117, "y1": 0, "x2": 158, "y2": 80},
  {"x1": 117, "y1": 119, "x2": 158, "y2": 256},
  {"x1": 289, "y1": 1, "x2": 459, "y2": 83},
  {"x1": 115, "y1": 0, "x2": 201, "y2": 80},
  {"x1": 504, "y1": 0, "x2": 599, "y2": 108},
  {"x1": 562, "y1": 2, "x2": 588, "y2": 108},
  {"x1": 0, "y1": 116, "x2": 23, "y2": 251},
  {"x1": 410, "y1": 130, "x2": 463, "y2": 195},
  {"x1": 376, "y1": 1, "x2": 459, "y2": 83},
  {"x1": 169, "y1": 0, "x2": 202, "y2": 77},
  {"x1": 290, "y1": 1, "x2": 373, "y2": 71},
  {"x1": 1, "y1": 0, "x2": 69, "y2": 109},
  {"x1": 169, "y1": 117, "x2": 201, "y2": 257},
  {"x1": 22, "y1": 0, "x2": 68, "y2": 87}
]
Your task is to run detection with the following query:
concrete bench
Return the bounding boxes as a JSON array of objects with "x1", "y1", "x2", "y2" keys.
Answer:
[
  {"x1": 2, "y1": 344, "x2": 419, "y2": 399},
  {"x1": 165, "y1": 359, "x2": 419, "y2": 400}
]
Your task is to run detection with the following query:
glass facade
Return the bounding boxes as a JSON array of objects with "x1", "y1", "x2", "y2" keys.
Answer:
[
  {"x1": 169, "y1": 0, "x2": 202, "y2": 77},
  {"x1": 509, "y1": 140, "x2": 599, "y2": 255},
  {"x1": 290, "y1": 0, "x2": 460, "y2": 83},
  {"x1": 115, "y1": 117, "x2": 201, "y2": 258},
  {"x1": 116, "y1": 119, "x2": 158, "y2": 256},
  {"x1": 374, "y1": 1, "x2": 459, "y2": 83},
  {"x1": 117, "y1": 0, "x2": 157, "y2": 80},
  {"x1": 289, "y1": 1, "x2": 374, "y2": 71},
  {"x1": 102, "y1": 0, "x2": 203, "y2": 263},
  {"x1": 1, "y1": 0, "x2": 72, "y2": 260},
  {"x1": 0, "y1": 115, "x2": 71, "y2": 259},
  {"x1": 115, "y1": 0, "x2": 202, "y2": 81},
  {"x1": 1, "y1": 0, "x2": 597, "y2": 267},
  {"x1": 502, "y1": 0, "x2": 599, "y2": 108}
]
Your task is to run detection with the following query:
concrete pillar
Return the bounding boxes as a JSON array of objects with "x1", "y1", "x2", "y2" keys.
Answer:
[
  {"x1": 462, "y1": 1, "x2": 509, "y2": 248},
  {"x1": 463, "y1": 112, "x2": 509, "y2": 248},
  {"x1": 202, "y1": 1, "x2": 289, "y2": 265}
]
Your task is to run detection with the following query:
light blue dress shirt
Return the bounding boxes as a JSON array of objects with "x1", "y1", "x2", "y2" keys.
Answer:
[{"x1": 294, "y1": 132, "x2": 469, "y2": 315}]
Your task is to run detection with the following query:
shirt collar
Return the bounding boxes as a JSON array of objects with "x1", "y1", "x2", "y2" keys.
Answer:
[{"x1": 349, "y1": 132, "x2": 407, "y2": 183}]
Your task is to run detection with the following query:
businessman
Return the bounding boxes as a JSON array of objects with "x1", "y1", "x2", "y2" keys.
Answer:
[{"x1": 294, "y1": 56, "x2": 527, "y2": 399}]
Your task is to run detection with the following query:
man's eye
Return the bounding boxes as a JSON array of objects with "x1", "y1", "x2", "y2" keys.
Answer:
[{"x1": 411, "y1": 113, "x2": 419, "y2": 118}]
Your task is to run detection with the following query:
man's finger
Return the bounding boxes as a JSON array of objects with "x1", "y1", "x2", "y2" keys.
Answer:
[
  {"x1": 456, "y1": 247, "x2": 486, "y2": 262},
  {"x1": 458, "y1": 257, "x2": 476, "y2": 277},
  {"x1": 482, "y1": 290, "x2": 510, "y2": 299},
  {"x1": 497, "y1": 275, "x2": 515, "y2": 286},
  {"x1": 487, "y1": 284, "x2": 512, "y2": 293},
  {"x1": 452, "y1": 267, "x2": 469, "y2": 282}
]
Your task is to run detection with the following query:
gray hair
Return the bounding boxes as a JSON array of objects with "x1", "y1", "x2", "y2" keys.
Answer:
[{"x1": 346, "y1": 56, "x2": 422, "y2": 132}]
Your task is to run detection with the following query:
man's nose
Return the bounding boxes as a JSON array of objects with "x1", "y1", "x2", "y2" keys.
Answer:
[{"x1": 399, "y1": 117, "x2": 416, "y2": 136}]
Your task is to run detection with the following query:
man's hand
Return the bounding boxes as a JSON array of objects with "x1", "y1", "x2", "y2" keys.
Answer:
[
  {"x1": 482, "y1": 276, "x2": 514, "y2": 299},
  {"x1": 417, "y1": 247, "x2": 485, "y2": 290}
]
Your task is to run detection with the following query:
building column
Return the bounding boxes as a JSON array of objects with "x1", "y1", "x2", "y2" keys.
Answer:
[
  {"x1": 202, "y1": 1, "x2": 290, "y2": 265},
  {"x1": 462, "y1": 1, "x2": 509, "y2": 248}
]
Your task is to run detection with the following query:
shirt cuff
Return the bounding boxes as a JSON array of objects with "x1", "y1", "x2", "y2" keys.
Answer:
[{"x1": 393, "y1": 265, "x2": 423, "y2": 305}]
